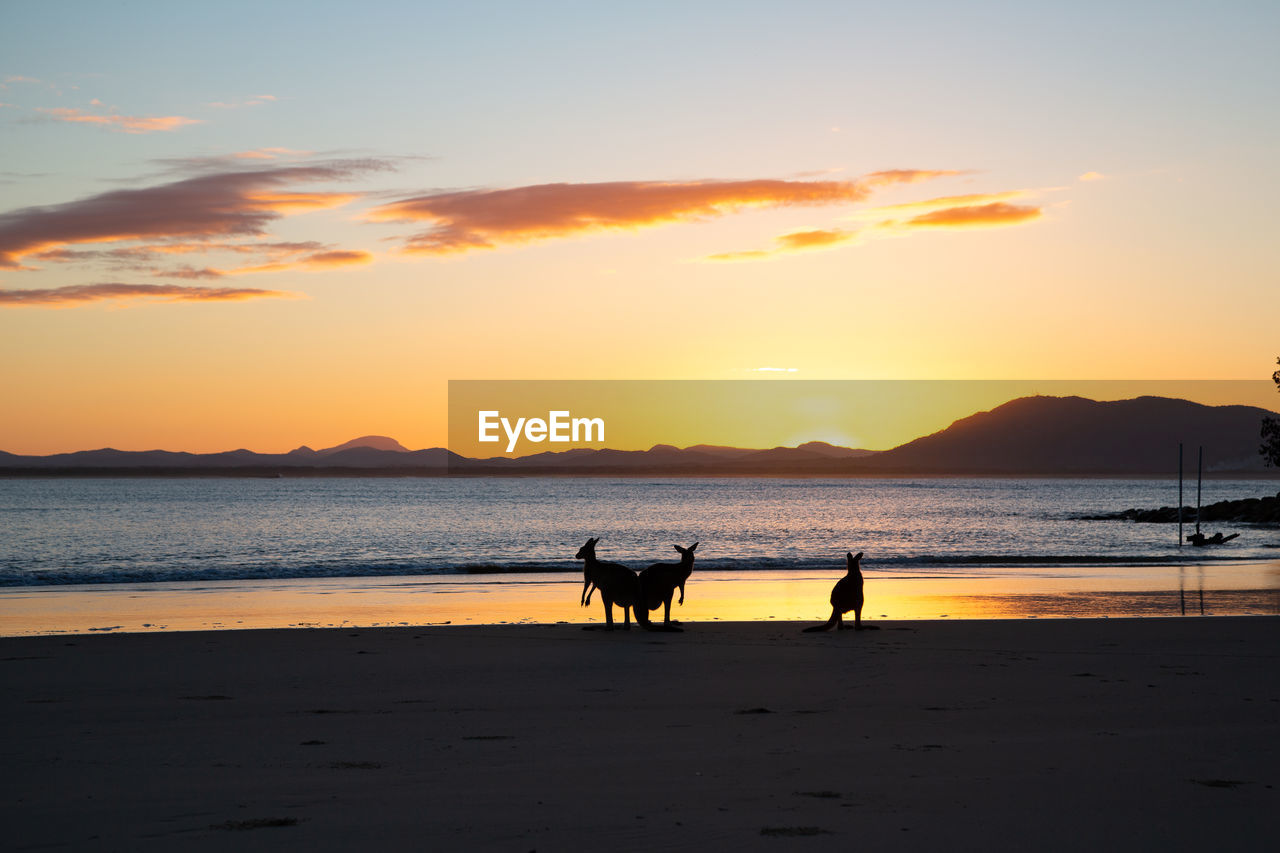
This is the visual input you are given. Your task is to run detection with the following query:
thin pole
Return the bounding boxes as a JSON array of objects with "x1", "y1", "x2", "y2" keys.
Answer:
[
  {"x1": 1196, "y1": 446, "x2": 1203, "y2": 537},
  {"x1": 1178, "y1": 443, "x2": 1183, "y2": 547}
]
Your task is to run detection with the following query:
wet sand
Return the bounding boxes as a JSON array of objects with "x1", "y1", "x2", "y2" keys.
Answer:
[
  {"x1": 2, "y1": 617, "x2": 1277, "y2": 851},
  {"x1": 2, "y1": 561, "x2": 1277, "y2": 636}
]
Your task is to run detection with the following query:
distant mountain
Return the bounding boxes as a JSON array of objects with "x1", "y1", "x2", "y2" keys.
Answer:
[
  {"x1": 316, "y1": 435, "x2": 410, "y2": 455},
  {"x1": 3, "y1": 397, "x2": 1277, "y2": 476},
  {"x1": 454, "y1": 441, "x2": 880, "y2": 473},
  {"x1": 0, "y1": 438, "x2": 460, "y2": 474},
  {"x1": 858, "y1": 395, "x2": 1276, "y2": 474}
]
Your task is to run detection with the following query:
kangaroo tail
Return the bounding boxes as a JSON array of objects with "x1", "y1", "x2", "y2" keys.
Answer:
[
  {"x1": 633, "y1": 598, "x2": 653, "y2": 628},
  {"x1": 802, "y1": 609, "x2": 839, "y2": 633}
]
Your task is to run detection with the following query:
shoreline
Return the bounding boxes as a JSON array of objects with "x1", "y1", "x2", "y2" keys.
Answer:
[
  {"x1": 3, "y1": 617, "x2": 1276, "y2": 850},
  {"x1": 3, "y1": 562, "x2": 1277, "y2": 637}
]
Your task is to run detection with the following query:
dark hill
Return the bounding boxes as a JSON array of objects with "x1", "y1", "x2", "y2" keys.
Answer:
[{"x1": 860, "y1": 395, "x2": 1277, "y2": 474}]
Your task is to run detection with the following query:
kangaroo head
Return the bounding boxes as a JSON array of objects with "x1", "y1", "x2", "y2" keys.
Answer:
[
  {"x1": 674, "y1": 542, "x2": 698, "y2": 561},
  {"x1": 846, "y1": 551, "x2": 863, "y2": 574},
  {"x1": 575, "y1": 537, "x2": 599, "y2": 560}
]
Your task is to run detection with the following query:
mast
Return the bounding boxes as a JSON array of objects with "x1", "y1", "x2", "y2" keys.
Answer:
[
  {"x1": 1196, "y1": 445, "x2": 1203, "y2": 537},
  {"x1": 1178, "y1": 443, "x2": 1183, "y2": 547}
]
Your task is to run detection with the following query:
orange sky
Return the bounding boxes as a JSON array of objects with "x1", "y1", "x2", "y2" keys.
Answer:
[{"x1": 2, "y1": 3, "x2": 1278, "y2": 454}]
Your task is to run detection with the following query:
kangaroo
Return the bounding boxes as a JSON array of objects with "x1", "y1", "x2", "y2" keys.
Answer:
[
  {"x1": 574, "y1": 537, "x2": 649, "y2": 630},
  {"x1": 803, "y1": 551, "x2": 869, "y2": 632},
  {"x1": 637, "y1": 542, "x2": 698, "y2": 630}
]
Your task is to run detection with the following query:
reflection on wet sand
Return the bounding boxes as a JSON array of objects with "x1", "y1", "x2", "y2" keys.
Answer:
[{"x1": 1, "y1": 563, "x2": 1277, "y2": 636}]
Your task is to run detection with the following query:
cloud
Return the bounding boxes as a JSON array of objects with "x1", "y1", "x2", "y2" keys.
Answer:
[
  {"x1": 30, "y1": 240, "x2": 329, "y2": 266},
  {"x1": 36, "y1": 107, "x2": 202, "y2": 134},
  {"x1": 0, "y1": 159, "x2": 387, "y2": 270},
  {"x1": 231, "y1": 147, "x2": 309, "y2": 159},
  {"x1": 790, "y1": 167, "x2": 846, "y2": 178},
  {"x1": 861, "y1": 169, "x2": 969, "y2": 187},
  {"x1": 706, "y1": 185, "x2": 1042, "y2": 261},
  {"x1": 704, "y1": 249, "x2": 772, "y2": 262},
  {"x1": 858, "y1": 191, "x2": 1029, "y2": 217},
  {"x1": 27, "y1": 239, "x2": 371, "y2": 280},
  {"x1": 777, "y1": 229, "x2": 854, "y2": 250},
  {"x1": 226, "y1": 249, "x2": 374, "y2": 276},
  {"x1": 162, "y1": 266, "x2": 225, "y2": 280},
  {"x1": 147, "y1": 149, "x2": 317, "y2": 175},
  {"x1": 368, "y1": 171, "x2": 960, "y2": 256},
  {"x1": 706, "y1": 227, "x2": 857, "y2": 262},
  {"x1": 1078, "y1": 171, "x2": 1105, "y2": 182},
  {"x1": 207, "y1": 94, "x2": 278, "y2": 109},
  {"x1": 0, "y1": 282, "x2": 296, "y2": 307},
  {"x1": 902, "y1": 201, "x2": 1042, "y2": 228}
]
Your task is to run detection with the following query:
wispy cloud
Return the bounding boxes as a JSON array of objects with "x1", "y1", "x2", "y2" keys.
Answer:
[
  {"x1": 207, "y1": 94, "x2": 278, "y2": 109},
  {"x1": 1078, "y1": 171, "x2": 1105, "y2": 182},
  {"x1": 857, "y1": 191, "x2": 1030, "y2": 217},
  {"x1": 368, "y1": 170, "x2": 960, "y2": 256},
  {"x1": 31, "y1": 240, "x2": 329, "y2": 266},
  {"x1": 0, "y1": 282, "x2": 296, "y2": 308},
  {"x1": 0, "y1": 159, "x2": 388, "y2": 270},
  {"x1": 222, "y1": 249, "x2": 374, "y2": 276},
  {"x1": 706, "y1": 183, "x2": 1044, "y2": 261},
  {"x1": 146, "y1": 149, "x2": 318, "y2": 177},
  {"x1": 900, "y1": 201, "x2": 1042, "y2": 228},
  {"x1": 861, "y1": 169, "x2": 969, "y2": 187},
  {"x1": 36, "y1": 107, "x2": 202, "y2": 134},
  {"x1": 706, "y1": 228, "x2": 857, "y2": 262}
]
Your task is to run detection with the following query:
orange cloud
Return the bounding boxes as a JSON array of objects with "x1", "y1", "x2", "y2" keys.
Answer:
[
  {"x1": 0, "y1": 283, "x2": 295, "y2": 307},
  {"x1": 862, "y1": 169, "x2": 969, "y2": 187},
  {"x1": 0, "y1": 160, "x2": 385, "y2": 269},
  {"x1": 1078, "y1": 171, "x2": 1105, "y2": 182},
  {"x1": 369, "y1": 170, "x2": 959, "y2": 255},
  {"x1": 243, "y1": 191, "x2": 360, "y2": 213},
  {"x1": 862, "y1": 191, "x2": 1028, "y2": 216},
  {"x1": 229, "y1": 249, "x2": 374, "y2": 275},
  {"x1": 903, "y1": 202, "x2": 1042, "y2": 228},
  {"x1": 37, "y1": 107, "x2": 202, "y2": 134},
  {"x1": 704, "y1": 249, "x2": 772, "y2": 262},
  {"x1": 157, "y1": 249, "x2": 373, "y2": 279},
  {"x1": 777, "y1": 228, "x2": 854, "y2": 250},
  {"x1": 706, "y1": 227, "x2": 856, "y2": 262}
]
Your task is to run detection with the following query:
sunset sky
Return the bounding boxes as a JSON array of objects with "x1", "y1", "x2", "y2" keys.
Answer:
[{"x1": 2, "y1": 1, "x2": 1277, "y2": 454}]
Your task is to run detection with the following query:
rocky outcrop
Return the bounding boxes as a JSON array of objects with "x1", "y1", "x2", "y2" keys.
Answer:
[{"x1": 1092, "y1": 492, "x2": 1280, "y2": 525}]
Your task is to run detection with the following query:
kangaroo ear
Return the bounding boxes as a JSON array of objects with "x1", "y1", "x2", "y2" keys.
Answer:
[
  {"x1": 854, "y1": 551, "x2": 863, "y2": 560},
  {"x1": 690, "y1": 542, "x2": 698, "y2": 551},
  {"x1": 673, "y1": 545, "x2": 683, "y2": 553}
]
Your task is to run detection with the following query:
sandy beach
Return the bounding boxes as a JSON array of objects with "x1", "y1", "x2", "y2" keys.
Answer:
[{"x1": 2, "y1": 617, "x2": 1276, "y2": 851}]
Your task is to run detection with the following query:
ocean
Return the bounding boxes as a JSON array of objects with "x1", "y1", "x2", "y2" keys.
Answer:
[{"x1": 2, "y1": 477, "x2": 1276, "y2": 587}]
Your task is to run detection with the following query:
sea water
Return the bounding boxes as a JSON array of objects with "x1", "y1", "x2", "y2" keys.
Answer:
[{"x1": 1, "y1": 477, "x2": 1276, "y2": 587}]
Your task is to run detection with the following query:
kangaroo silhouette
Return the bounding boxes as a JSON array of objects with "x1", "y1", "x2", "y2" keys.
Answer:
[
  {"x1": 803, "y1": 551, "x2": 868, "y2": 632},
  {"x1": 575, "y1": 537, "x2": 649, "y2": 630},
  {"x1": 637, "y1": 542, "x2": 698, "y2": 630}
]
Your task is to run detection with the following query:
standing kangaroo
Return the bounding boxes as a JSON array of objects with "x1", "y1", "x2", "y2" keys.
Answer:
[
  {"x1": 803, "y1": 551, "x2": 867, "y2": 632},
  {"x1": 638, "y1": 542, "x2": 698, "y2": 630},
  {"x1": 575, "y1": 537, "x2": 648, "y2": 630}
]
